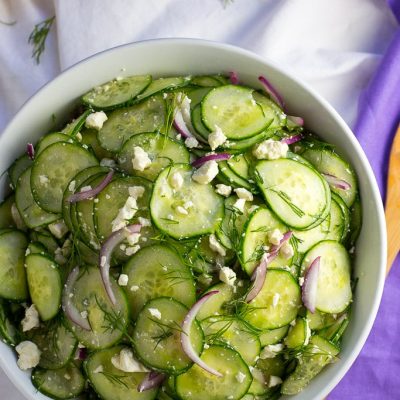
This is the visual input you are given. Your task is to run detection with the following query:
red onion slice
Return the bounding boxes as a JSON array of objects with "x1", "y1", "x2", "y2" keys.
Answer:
[
  {"x1": 191, "y1": 153, "x2": 231, "y2": 168},
  {"x1": 258, "y1": 75, "x2": 285, "y2": 109},
  {"x1": 281, "y1": 134, "x2": 303, "y2": 145},
  {"x1": 246, "y1": 255, "x2": 268, "y2": 302},
  {"x1": 173, "y1": 108, "x2": 193, "y2": 140},
  {"x1": 26, "y1": 143, "x2": 35, "y2": 160},
  {"x1": 181, "y1": 291, "x2": 222, "y2": 377},
  {"x1": 302, "y1": 256, "x2": 321, "y2": 313},
  {"x1": 229, "y1": 71, "x2": 239, "y2": 85},
  {"x1": 100, "y1": 224, "x2": 141, "y2": 305},
  {"x1": 68, "y1": 170, "x2": 114, "y2": 203},
  {"x1": 76, "y1": 347, "x2": 88, "y2": 360},
  {"x1": 321, "y1": 173, "x2": 351, "y2": 191},
  {"x1": 268, "y1": 231, "x2": 293, "y2": 258},
  {"x1": 62, "y1": 267, "x2": 91, "y2": 331},
  {"x1": 138, "y1": 372, "x2": 166, "y2": 392},
  {"x1": 287, "y1": 115, "x2": 304, "y2": 127}
]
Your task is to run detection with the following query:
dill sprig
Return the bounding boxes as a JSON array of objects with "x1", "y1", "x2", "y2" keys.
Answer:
[
  {"x1": 149, "y1": 316, "x2": 186, "y2": 350},
  {"x1": 28, "y1": 16, "x2": 55, "y2": 64},
  {"x1": 269, "y1": 188, "x2": 305, "y2": 218},
  {"x1": 99, "y1": 370, "x2": 130, "y2": 389}
]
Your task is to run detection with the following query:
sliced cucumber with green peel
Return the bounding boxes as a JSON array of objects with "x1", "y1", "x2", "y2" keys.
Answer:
[
  {"x1": 306, "y1": 309, "x2": 337, "y2": 330},
  {"x1": 118, "y1": 132, "x2": 190, "y2": 180},
  {"x1": 187, "y1": 87, "x2": 212, "y2": 108},
  {"x1": 85, "y1": 346, "x2": 158, "y2": 400},
  {"x1": 64, "y1": 266, "x2": 129, "y2": 349},
  {"x1": 259, "y1": 325, "x2": 289, "y2": 347},
  {"x1": 16, "y1": 168, "x2": 59, "y2": 229},
  {"x1": 122, "y1": 244, "x2": 196, "y2": 319},
  {"x1": 201, "y1": 85, "x2": 274, "y2": 140},
  {"x1": 35, "y1": 132, "x2": 74, "y2": 155},
  {"x1": 227, "y1": 153, "x2": 250, "y2": 180},
  {"x1": 151, "y1": 164, "x2": 224, "y2": 239},
  {"x1": 61, "y1": 110, "x2": 91, "y2": 136},
  {"x1": 31, "y1": 142, "x2": 98, "y2": 213},
  {"x1": 32, "y1": 363, "x2": 85, "y2": 399},
  {"x1": 133, "y1": 297, "x2": 203, "y2": 373},
  {"x1": 218, "y1": 161, "x2": 254, "y2": 191},
  {"x1": 285, "y1": 317, "x2": 310, "y2": 348},
  {"x1": 201, "y1": 316, "x2": 261, "y2": 365},
  {"x1": 326, "y1": 195, "x2": 348, "y2": 242},
  {"x1": 256, "y1": 355, "x2": 286, "y2": 378},
  {"x1": 255, "y1": 158, "x2": 330, "y2": 229},
  {"x1": 281, "y1": 335, "x2": 339, "y2": 395},
  {"x1": 136, "y1": 76, "x2": 189, "y2": 101},
  {"x1": 80, "y1": 128, "x2": 114, "y2": 159},
  {"x1": 82, "y1": 75, "x2": 152, "y2": 109},
  {"x1": 191, "y1": 104, "x2": 211, "y2": 139},
  {"x1": 26, "y1": 253, "x2": 61, "y2": 321},
  {"x1": 0, "y1": 230, "x2": 28, "y2": 300},
  {"x1": 240, "y1": 207, "x2": 294, "y2": 275},
  {"x1": 0, "y1": 195, "x2": 17, "y2": 229},
  {"x1": 8, "y1": 154, "x2": 32, "y2": 189},
  {"x1": 176, "y1": 345, "x2": 252, "y2": 400},
  {"x1": 191, "y1": 75, "x2": 222, "y2": 87},
  {"x1": 347, "y1": 196, "x2": 362, "y2": 247},
  {"x1": 0, "y1": 300, "x2": 19, "y2": 346},
  {"x1": 244, "y1": 269, "x2": 301, "y2": 330},
  {"x1": 98, "y1": 95, "x2": 166, "y2": 152},
  {"x1": 29, "y1": 229, "x2": 59, "y2": 255},
  {"x1": 301, "y1": 240, "x2": 352, "y2": 313}
]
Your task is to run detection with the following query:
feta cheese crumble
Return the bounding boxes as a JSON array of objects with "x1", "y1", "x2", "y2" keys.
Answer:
[
  {"x1": 215, "y1": 184, "x2": 232, "y2": 197},
  {"x1": 280, "y1": 241, "x2": 294, "y2": 259},
  {"x1": 235, "y1": 371, "x2": 246, "y2": 383},
  {"x1": 48, "y1": 220, "x2": 69, "y2": 239},
  {"x1": 219, "y1": 267, "x2": 236, "y2": 286},
  {"x1": 111, "y1": 196, "x2": 138, "y2": 232},
  {"x1": 16, "y1": 341, "x2": 41, "y2": 370},
  {"x1": 234, "y1": 187, "x2": 253, "y2": 201},
  {"x1": 272, "y1": 293, "x2": 280, "y2": 307},
  {"x1": 209, "y1": 234, "x2": 226, "y2": 257},
  {"x1": 129, "y1": 186, "x2": 145, "y2": 199},
  {"x1": 138, "y1": 217, "x2": 151, "y2": 227},
  {"x1": 208, "y1": 125, "x2": 227, "y2": 150},
  {"x1": 111, "y1": 348, "x2": 149, "y2": 373},
  {"x1": 259, "y1": 343, "x2": 284, "y2": 359},
  {"x1": 100, "y1": 158, "x2": 117, "y2": 168},
  {"x1": 233, "y1": 198, "x2": 246, "y2": 213},
  {"x1": 253, "y1": 139, "x2": 288, "y2": 160},
  {"x1": 148, "y1": 308, "x2": 162, "y2": 320},
  {"x1": 132, "y1": 147, "x2": 152, "y2": 171},
  {"x1": 21, "y1": 304, "x2": 40, "y2": 332},
  {"x1": 85, "y1": 111, "x2": 108, "y2": 131},
  {"x1": 269, "y1": 376, "x2": 283, "y2": 388},
  {"x1": 176, "y1": 206, "x2": 189, "y2": 215},
  {"x1": 118, "y1": 274, "x2": 129, "y2": 286},
  {"x1": 192, "y1": 161, "x2": 219, "y2": 185},
  {"x1": 268, "y1": 228, "x2": 283, "y2": 246},
  {"x1": 170, "y1": 172, "x2": 184, "y2": 190},
  {"x1": 185, "y1": 137, "x2": 199, "y2": 149},
  {"x1": 39, "y1": 175, "x2": 49, "y2": 185}
]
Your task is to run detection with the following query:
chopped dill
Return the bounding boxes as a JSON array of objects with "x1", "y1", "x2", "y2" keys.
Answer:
[
  {"x1": 269, "y1": 188, "x2": 305, "y2": 218},
  {"x1": 99, "y1": 370, "x2": 130, "y2": 389},
  {"x1": 28, "y1": 16, "x2": 55, "y2": 64}
]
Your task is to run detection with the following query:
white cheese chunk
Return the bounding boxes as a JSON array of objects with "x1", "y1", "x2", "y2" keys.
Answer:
[
  {"x1": 100, "y1": 158, "x2": 117, "y2": 168},
  {"x1": 170, "y1": 172, "x2": 184, "y2": 190},
  {"x1": 176, "y1": 206, "x2": 189, "y2": 215},
  {"x1": 253, "y1": 139, "x2": 288, "y2": 160},
  {"x1": 131, "y1": 147, "x2": 152, "y2": 171},
  {"x1": 234, "y1": 187, "x2": 253, "y2": 201},
  {"x1": 184, "y1": 137, "x2": 199, "y2": 149},
  {"x1": 219, "y1": 267, "x2": 236, "y2": 286},
  {"x1": 138, "y1": 217, "x2": 151, "y2": 227},
  {"x1": 280, "y1": 241, "x2": 294, "y2": 259},
  {"x1": 268, "y1": 376, "x2": 283, "y2": 388},
  {"x1": 16, "y1": 341, "x2": 41, "y2": 370},
  {"x1": 215, "y1": 184, "x2": 232, "y2": 197},
  {"x1": 272, "y1": 293, "x2": 280, "y2": 307},
  {"x1": 208, "y1": 125, "x2": 227, "y2": 150},
  {"x1": 260, "y1": 343, "x2": 284, "y2": 359},
  {"x1": 111, "y1": 348, "x2": 149, "y2": 373},
  {"x1": 235, "y1": 371, "x2": 246, "y2": 383},
  {"x1": 21, "y1": 305, "x2": 40, "y2": 332},
  {"x1": 118, "y1": 274, "x2": 129, "y2": 286},
  {"x1": 39, "y1": 175, "x2": 49, "y2": 185},
  {"x1": 85, "y1": 111, "x2": 108, "y2": 131},
  {"x1": 268, "y1": 228, "x2": 283, "y2": 246},
  {"x1": 111, "y1": 197, "x2": 138, "y2": 232},
  {"x1": 148, "y1": 308, "x2": 162, "y2": 320},
  {"x1": 68, "y1": 180, "x2": 76, "y2": 192},
  {"x1": 48, "y1": 220, "x2": 69, "y2": 239},
  {"x1": 128, "y1": 186, "x2": 145, "y2": 199},
  {"x1": 233, "y1": 198, "x2": 246, "y2": 213},
  {"x1": 192, "y1": 161, "x2": 219, "y2": 185},
  {"x1": 125, "y1": 245, "x2": 140, "y2": 256},
  {"x1": 209, "y1": 234, "x2": 226, "y2": 257}
]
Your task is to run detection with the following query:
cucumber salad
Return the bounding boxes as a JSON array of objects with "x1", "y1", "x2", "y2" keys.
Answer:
[{"x1": 0, "y1": 72, "x2": 361, "y2": 400}]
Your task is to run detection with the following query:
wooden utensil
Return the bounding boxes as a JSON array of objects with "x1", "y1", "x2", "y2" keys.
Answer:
[{"x1": 385, "y1": 123, "x2": 400, "y2": 274}]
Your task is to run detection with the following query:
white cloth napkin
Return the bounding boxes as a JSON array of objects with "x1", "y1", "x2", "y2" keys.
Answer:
[{"x1": 0, "y1": 0, "x2": 397, "y2": 398}]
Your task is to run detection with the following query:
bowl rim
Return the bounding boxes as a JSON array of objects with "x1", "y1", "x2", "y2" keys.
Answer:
[{"x1": 0, "y1": 38, "x2": 387, "y2": 400}]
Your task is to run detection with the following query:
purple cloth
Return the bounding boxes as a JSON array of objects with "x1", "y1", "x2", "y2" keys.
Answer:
[{"x1": 330, "y1": 3, "x2": 400, "y2": 399}]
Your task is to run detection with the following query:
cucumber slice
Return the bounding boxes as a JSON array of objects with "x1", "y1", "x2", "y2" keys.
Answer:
[
  {"x1": 0, "y1": 195, "x2": 16, "y2": 229},
  {"x1": 85, "y1": 346, "x2": 157, "y2": 400},
  {"x1": 27, "y1": 241, "x2": 47, "y2": 255},
  {"x1": 326, "y1": 195, "x2": 348, "y2": 242},
  {"x1": 256, "y1": 355, "x2": 286, "y2": 377},
  {"x1": 8, "y1": 154, "x2": 32, "y2": 189},
  {"x1": 240, "y1": 207, "x2": 294, "y2": 275},
  {"x1": 191, "y1": 76, "x2": 222, "y2": 87},
  {"x1": 301, "y1": 147, "x2": 358, "y2": 207},
  {"x1": 218, "y1": 161, "x2": 254, "y2": 191},
  {"x1": 0, "y1": 300, "x2": 20, "y2": 346},
  {"x1": 244, "y1": 269, "x2": 301, "y2": 330},
  {"x1": 26, "y1": 254, "x2": 61, "y2": 321},
  {"x1": 330, "y1": 193, "x2": 350, "y2": 243},
  {"x1": 197, "y1": 282, "x2": 235, "y2": 320},
  {"x1": 227, "y1": 154, "x2": 250, "y2": 180},
  {"x1": 15, "y1": 168, "x2": 59, "y2": 229},
  {"x1": 122, "y1": 244, "x2": 196, "y2": 319},
  {"x1": 151, "y1": 164, "x2": 224, "y2": 239},
  {"x1": 98, "y1": 95, "x2": 166, "y2": 152},
  {"x1": 29, "y1": 320, "x2": 77, "y2": 369},
  {"x1": 94, "y1": 175, "x2": 152, "y2": 242},
  {"x1": 64, "y1": 266, "x2": 129, "y2": 349},
  {"x1": 259, "y1": 325, "x2": 289, "y2": 347},
  {"x1": 201, "y1": 85, "x2": 274, "y2": 140},
  {"x1": 224, "y1": 130, "x2": 274, "y2": 152},
  {"x1": 187, "y1": 87, "x2": 212, "y2": 108},
  {"x1": 80, "y1": 128, "x2": 114, "y2": 160},
  {"x1": 32, "y1": 363, "x2": 85, "y2": 399},
  {"x1": 61, "y1": 110, "x2": 91, "y2": 136},
  {"x1": 255, "y1": 158, "x2": 330, "y2": 229},
  {"x1": 133, "y1": 297, "x2": 203, "y2": 373},
  {"x1": 281, "y1": 335, "x2": 339, "y2": 395},
  {"x1": 319, "y1": 313, "x2": 349, "y2": 342},
  {"x1": 347, "y1": 196, "x2": 362, "y2": 247},
  {"x1": 136, "y1": 76, "x2": 189, "y2": 101},
  {"x1": 201, "y1": 316, "x2": 261, "y2": 365},
  {"x1": 175, "y1": 345, "x2": 252, "y2": 400},
  {"x1": 285, "y1": 317, "x2": 310, "y2": 348},
  {"x1": 35, "y1": 133, "x2": 73, "y2": 155},
  {"x1": 31, "y1": 142, "x2": 98, "y2": 213},
  {"x1": 29, "y1": 229, "x2": 59, "y2": 255},
  {"x1": 82, "y1": 75, "x2": 152, "y2": 109},
  {"x1": 191, "y1": 104, "x2": 211, "y2": 140},
  {"x1": 306, "y1": 309, "x2": 337, "y2": 330},
  {"x1": 301, "y1": 240, "x2": 352, "y2": 313},
  {"x1": 118, "y1": 132, "x2": 190, "y2": 181},
  {"x1": 0, "y1": 230, "x2": 28, "y2": 300}
]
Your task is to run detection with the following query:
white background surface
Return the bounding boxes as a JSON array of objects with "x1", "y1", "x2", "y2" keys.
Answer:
[{"x1": 0, "y1": 0, "x2": 398, "y2": 398}]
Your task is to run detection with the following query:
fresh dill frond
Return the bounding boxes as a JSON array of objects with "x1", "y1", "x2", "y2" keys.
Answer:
[
  {"x1": 160, "y1": 217, "x2": 179, "y2": 224},
  {"x1": 269, "y1": 188, "x2": 305, "y2": 218},
  {"x1": 99, "y1": 371, "x2": 130, "y2": 389},
  {"x1": 28, "y1": 16, "x2": 55, "y2": 64}
]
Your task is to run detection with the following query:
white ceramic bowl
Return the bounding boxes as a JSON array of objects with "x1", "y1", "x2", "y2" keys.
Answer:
[{"x1": 0, "y1": 39, "x2": 386, "y2": 400}]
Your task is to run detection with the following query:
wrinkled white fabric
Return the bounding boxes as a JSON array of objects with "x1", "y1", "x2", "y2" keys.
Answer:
[{"x1": 0, "y1": 0, "x2": 397, "y2": 398}]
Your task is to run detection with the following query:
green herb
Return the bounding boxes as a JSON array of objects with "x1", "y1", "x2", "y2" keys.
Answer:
[
  {"x1": 28, "y1": 16, "x2": 55, "y2": 64},
  {"x1": 269, "y1": 188, "x2": 305, "y2": 218},
  {"x1": 99, "y1": 371, "x2": 130, "y2": 389},
  {"x1": 160, "y1": 217, "x2": 179, "y2": 224}
]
